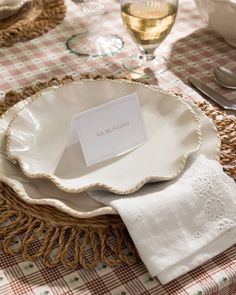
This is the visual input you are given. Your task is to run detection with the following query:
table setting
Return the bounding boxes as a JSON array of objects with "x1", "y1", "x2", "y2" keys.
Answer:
[{"x1": 0, "y1": 0, "x2": 235, "y2": 294}]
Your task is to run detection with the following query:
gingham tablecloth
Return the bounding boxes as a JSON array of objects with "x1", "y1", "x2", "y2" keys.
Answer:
[{"x1": 0, "y1": 0, "x2": 236, "y2": 294}]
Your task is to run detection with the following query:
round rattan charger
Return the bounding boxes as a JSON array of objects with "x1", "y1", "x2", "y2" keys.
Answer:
[
  {"x1": 0, "y1": 75, "x2": 235, "y2": 269},
  {"x1": 0, "y1": 0, "x2": 66, "y2": 47}
]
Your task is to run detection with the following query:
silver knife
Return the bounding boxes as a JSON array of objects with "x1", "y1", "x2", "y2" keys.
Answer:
[{"x1": 188, "y1": 76, "x2": 236, "y2": 111}]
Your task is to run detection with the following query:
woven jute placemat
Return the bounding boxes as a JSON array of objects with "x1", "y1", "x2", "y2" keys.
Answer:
[
  {"x1": 0, "y1": 75, "x2": 235, "y2": 269},
  {"x1": 0, "y1": 0, "x2": 66, "y2": 47}
]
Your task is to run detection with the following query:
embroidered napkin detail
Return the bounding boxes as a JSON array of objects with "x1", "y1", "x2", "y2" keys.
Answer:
[{"x1": 89, "y1": 155, "x2": 236, "y2": 284}]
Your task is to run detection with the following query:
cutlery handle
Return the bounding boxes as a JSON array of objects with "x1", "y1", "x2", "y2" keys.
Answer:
[{"x1": 188, "y1": 76, "x2": 236, "y2": 111}]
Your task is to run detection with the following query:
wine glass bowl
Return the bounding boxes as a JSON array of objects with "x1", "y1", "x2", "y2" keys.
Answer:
[
  {"x1": 120, "y1": 0, "x2": 178, "y2": 74},
  {"x1": 71, "y1": 0, "x2": 106, "y2": 17},
  {"x1": 66, "y1": 0, "x2": 124, "y2": 57}
]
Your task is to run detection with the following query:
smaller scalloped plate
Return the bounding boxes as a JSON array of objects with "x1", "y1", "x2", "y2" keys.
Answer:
[
  {"x1": 6, "y1": 79, "x2": 202, "y2": 194},
  {"x1": 0, "y1": 0, "x2": 31, "y2": 20}
]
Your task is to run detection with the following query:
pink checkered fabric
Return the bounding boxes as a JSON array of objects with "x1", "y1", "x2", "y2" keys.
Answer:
[{"x1": 0, "y1": 0, "x2": 236, "y2": 294}]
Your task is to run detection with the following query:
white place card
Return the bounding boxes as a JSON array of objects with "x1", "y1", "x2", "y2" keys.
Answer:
[{"x1": 67, "y1": 93, "x2": 148, "y2": 166}]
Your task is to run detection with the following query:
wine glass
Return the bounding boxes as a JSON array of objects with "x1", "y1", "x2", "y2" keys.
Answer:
[
  {"x1": 120, "y1": 0, "x2": 178, "y2": 74},
  {"x1": 67, "y1": 0, "x2": 124, "y2": 57}
]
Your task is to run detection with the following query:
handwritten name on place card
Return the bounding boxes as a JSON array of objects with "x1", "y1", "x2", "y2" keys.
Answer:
[{"x1": 68, "y1": 93, "x2": 148, "y2": 167}]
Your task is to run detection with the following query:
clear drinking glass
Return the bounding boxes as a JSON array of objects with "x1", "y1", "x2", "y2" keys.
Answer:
[
  {"x1": 120, "y1": 0, "x2": 178, "y2": 74},
  {"x1": 67, "y1": 0, "x2": 124, "y2": 57}
]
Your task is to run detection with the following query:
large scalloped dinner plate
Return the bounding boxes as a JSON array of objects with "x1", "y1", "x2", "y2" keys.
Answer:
[
  {"x1": 5, "y1": 79, "x2": 203, "y2": 194},
  {"x1": 0, "y1": 81, "x2": 220, "y2": 218}
]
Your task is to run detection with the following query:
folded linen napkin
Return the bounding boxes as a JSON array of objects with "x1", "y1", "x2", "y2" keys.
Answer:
[{"x1": 89, "y1": 155, "x2": 236, "y2": 284}]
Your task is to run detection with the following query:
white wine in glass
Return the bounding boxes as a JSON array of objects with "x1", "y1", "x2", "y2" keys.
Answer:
[{"x1": 121, "y1": 0, "x2": 178, "y2": 74}]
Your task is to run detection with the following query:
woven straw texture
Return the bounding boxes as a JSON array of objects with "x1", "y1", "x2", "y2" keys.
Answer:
[
  {"x1": 0, "y1": 75, "x2": 235, "y2": 270},
  {"x1": 0, "y1": 0, "x2": 66, "y2": 47}
]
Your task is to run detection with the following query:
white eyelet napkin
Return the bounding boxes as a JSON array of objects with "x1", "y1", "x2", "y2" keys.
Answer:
[{"x1": 89, "y1": 155, "x2": 236, "y2": 284}]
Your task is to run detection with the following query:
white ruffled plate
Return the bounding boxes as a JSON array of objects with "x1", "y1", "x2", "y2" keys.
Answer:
[
  {"x1": 0, "y1": 84, "x2": 220, "y2": 218},
  {"x1": 6, "y1": 79, "x2": 202, "y2": 194},
  {"x1": 0, "y1": 0, "x2": 31, "y2": 20}
]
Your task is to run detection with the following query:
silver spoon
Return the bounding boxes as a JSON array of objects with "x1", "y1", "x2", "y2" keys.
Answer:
[{"x1": 214, "y1": 66, "x2": 236, "y2": 90}]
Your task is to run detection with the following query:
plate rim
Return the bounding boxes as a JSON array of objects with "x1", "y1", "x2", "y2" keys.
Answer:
[
  {"x1": 0, "y1": 0, "x2": 31, "y2": 19},
  {"x1": 5, "y1": 78, "x2": 203, "y2": 195}
]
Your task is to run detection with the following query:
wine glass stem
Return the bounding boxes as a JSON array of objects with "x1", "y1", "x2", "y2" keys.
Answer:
[{"x1": 139, "y1": 48, "x2": 156, "y2": 62}]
